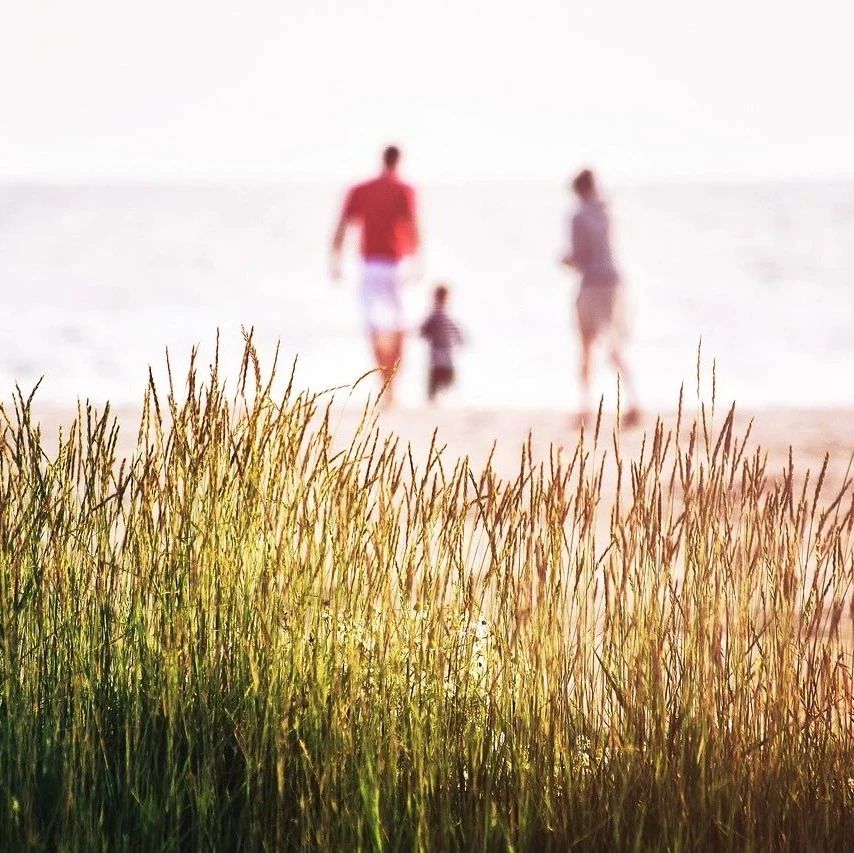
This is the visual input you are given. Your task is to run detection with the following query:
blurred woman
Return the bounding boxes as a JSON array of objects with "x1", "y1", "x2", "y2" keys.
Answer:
[{"x1": 561, "y1": 169, "x2": 640, "y2": 428}]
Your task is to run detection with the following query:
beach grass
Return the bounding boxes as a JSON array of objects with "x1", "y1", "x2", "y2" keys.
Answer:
[{"x1": 1, "y1": 337, "x2": 854, "y2": 850}]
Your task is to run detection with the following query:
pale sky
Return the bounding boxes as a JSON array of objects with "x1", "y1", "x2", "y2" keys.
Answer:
[{"x1": 2, "y1": 0, "x2": 852, "y2": 182}]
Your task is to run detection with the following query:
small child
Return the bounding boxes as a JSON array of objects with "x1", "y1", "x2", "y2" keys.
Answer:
[{"x1": 419, "y1": 284, "x2": 464, "y2": 402}]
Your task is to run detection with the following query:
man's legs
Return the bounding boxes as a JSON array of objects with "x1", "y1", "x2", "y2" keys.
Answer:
[
  {"x1": 370, "y1": 329, "x2": 404, "y2": 404},
  {"x1": 361, "y1": 261, "x2": 405, "y2": 405}
]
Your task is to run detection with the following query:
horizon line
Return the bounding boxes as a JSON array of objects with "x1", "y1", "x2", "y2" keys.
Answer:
[{"x1": 3, "y1": 173, "x2": 854, "y2": 190}]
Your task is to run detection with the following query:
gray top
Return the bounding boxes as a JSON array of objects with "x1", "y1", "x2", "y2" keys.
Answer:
[
  {"x1": 420, "y1": 309, "x2": 463, "y2": 368},
  {"x1": 571, "y1": 199, "x2": 620, "y2": 288}
]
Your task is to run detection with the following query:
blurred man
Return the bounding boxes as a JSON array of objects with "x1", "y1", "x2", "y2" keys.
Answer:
[
  {"x1": 331, "y1": 145, "x2": 420, "y2": 405},
  {"x1": 561, "y1": 169, "x2": 640, "y2": 427}
]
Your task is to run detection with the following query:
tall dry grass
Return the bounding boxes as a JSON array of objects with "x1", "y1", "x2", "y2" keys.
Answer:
[{"x1": 1, "y1": 338, "x2": 853, "y2": 850}]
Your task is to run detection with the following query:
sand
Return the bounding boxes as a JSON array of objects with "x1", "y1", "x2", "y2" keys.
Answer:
[
  {"x1": 21, "y1": 402, "x2": 854, "y2": 501},
  {"x1": 335, "y1": 406, "x2": 854, "y2": 498},
  {"x1": 12, "y1": 401, "x2": 854, "y2": 644}
]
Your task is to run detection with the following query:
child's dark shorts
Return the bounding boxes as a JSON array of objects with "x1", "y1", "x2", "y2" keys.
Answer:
[{"x1": 428, "y1": 365, "x2": 455, "y2": 400}]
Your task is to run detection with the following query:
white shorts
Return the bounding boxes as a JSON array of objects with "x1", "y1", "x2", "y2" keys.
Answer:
[{"x1": 359, "y1": 261, "x2": 404, "y2": 333}]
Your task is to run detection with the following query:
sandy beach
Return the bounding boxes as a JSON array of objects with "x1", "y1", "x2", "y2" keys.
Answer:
[
  {"x1": 24, "y1": 403, "x2": 854, "y2": 503},
  {"x1": 354, "y1": 405, "x2": 854, "y2": 490}
]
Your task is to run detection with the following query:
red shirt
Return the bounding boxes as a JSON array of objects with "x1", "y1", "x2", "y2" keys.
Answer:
[{"x1": 342, "y1": 173, "x2": 417, "y2": 261}]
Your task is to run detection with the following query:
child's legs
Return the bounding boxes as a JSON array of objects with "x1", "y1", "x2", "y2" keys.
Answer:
[
  {"x1": 427, "y1": 365, "x2": 453, "y2": 401},
  {"x1": 427, "y1": 366, "x2": 439, "y2": 401}
]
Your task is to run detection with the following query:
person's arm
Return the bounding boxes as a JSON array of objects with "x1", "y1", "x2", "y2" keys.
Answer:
[
  {"x1": 331, "y1": 188, "x2": 358, "y2": 282},
  {"x1": 402, "y1": 185, "x2": 423, "y2": 281},
  {"x1": 404, "y1": 185, "x2": 420, "y2": 253},
  {"x1": 330, "y1": 215, "x2": 347, "y2": 281}
]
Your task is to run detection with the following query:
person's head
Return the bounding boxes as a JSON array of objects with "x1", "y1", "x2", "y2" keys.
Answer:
[
  {"x1": 572, "y1": 168, "x2": 596, "y2": 200},
  {"x1": 433, "y1": 283, "x2": 449, "y2": 308},
  {"x1": 382, "y1": 145, "x2": 401, "y2": 171}
]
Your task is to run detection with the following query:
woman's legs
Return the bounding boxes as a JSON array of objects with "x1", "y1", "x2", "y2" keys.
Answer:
[
  {"x1": 577, "y1": 330, "x2": 595, "y2": 427},
  {"x1": 609, "y1": 343, "x2": 640, "y2": 422},
  {"x1": 576, "y1": 286, "x2": 641, "y2": 429}
]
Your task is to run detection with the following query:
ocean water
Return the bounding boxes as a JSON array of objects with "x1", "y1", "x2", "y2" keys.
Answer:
[{"x1": 1, "y1": 181, "x2": 852, "y2": 410}]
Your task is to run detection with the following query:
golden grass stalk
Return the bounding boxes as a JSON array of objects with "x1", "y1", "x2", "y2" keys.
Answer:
[{"x1": 1, "y1": 335, "x2": 853, "y2": 850}]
